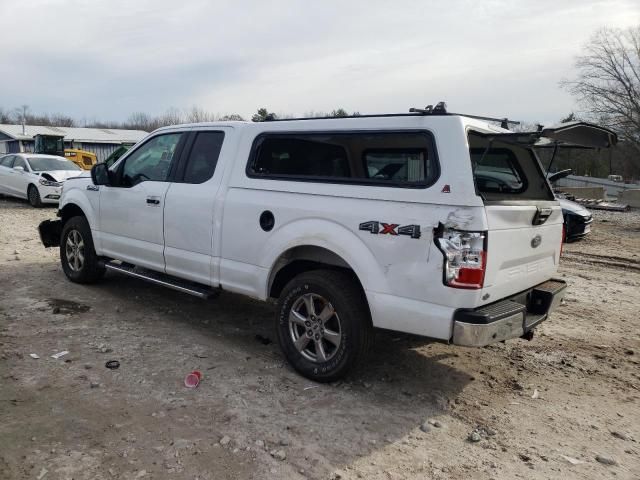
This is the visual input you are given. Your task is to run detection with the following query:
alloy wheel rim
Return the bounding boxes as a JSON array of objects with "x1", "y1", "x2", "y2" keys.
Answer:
[
  {"x1": 288, "y1": 293, "x2": 342, "y2": 363},
  {"x1": 65, "y1": 229, "x2": 85, "y2": 272}
]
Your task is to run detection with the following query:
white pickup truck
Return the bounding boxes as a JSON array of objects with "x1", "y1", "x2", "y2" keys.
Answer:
[{"x1": 39, "y1": 106, "x2": 616, "y2": 381}]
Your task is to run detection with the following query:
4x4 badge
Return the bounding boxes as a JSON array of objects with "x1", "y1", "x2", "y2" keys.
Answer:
[{"x1": 359, "y1": 221, "x2": 421, "y2": 239}]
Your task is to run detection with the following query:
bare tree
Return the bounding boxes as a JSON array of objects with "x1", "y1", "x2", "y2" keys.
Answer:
[
  {"x1": 219, "y1": 113, "x2": 245, "y2": 121},
  {"x1": 185, "y1": 106, "x2": 216, "y2": 123},
  {"x1": 12, "y1": 105, "x2": 29, "y2": 126},
  {"x1": 0, "y1": 108, "x2": 12, "y2": 123},
  {"x1": 303, "y1": 110, "x2": 329, "y2": 118},
  {"x1": 125, "y1": 112, "x2": 153, "y2": 131},
  {"x1": 563, "y1": 26, "x2": 640, "y2": 153},
  {"x1": 159, "y1": 107, "x2": 184, "y2": 126},
  {"x1": 48, "y1": 114, "x2": 75, "y2": 127}
]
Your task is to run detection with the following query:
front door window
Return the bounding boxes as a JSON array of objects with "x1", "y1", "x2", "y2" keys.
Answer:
[{"x1": 121, "y1": 133, "x2": 182, "y2": 187}]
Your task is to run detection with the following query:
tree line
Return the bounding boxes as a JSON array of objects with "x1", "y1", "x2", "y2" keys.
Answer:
[{"x1": 0, "y1": 105, "x2": 359, "y2": 132}]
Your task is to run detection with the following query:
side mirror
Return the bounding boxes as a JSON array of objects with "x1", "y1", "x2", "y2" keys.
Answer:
[
  {"x1": 13, "y1": 166, "x2": 24, "y2": 172},
  {"x1": 91, "y1": 163, "x2": 111, "y2": 186}
]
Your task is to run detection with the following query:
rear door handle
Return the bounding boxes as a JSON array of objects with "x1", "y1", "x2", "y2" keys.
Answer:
[{"x1": 146, "y1": 197, "x2": 160, "y2": 205}]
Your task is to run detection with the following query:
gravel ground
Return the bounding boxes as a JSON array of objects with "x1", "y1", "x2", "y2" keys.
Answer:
[{"x1": 0, "y1": 197, "x2": 639, "y2": 480}]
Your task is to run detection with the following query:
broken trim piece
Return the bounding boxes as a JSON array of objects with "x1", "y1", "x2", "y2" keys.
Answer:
[{"x1": 38, "y1": 219, "x2": 62, "y2": 247}]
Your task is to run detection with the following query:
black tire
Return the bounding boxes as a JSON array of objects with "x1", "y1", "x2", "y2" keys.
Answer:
[
  {"x1": 276, "y1": 269, "x2": 373, "y2": 382},
  {"x1": 28, "y1": 185, "x2": 43, "y2": 208},
  {"x1": 60, "y1": 216, "x2": 105, "y2": 283}
]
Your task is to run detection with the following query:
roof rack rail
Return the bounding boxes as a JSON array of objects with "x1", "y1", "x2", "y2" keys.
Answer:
[
  {"x1": 255, "y1": 112, "x2": 426, "y2": 122},
  {"x1": 410, "y1": 103, "x2": 520, "y2": 128},
  {"x1": 451, "y1": 114, "x2": 520, "y2": 129},
  {"x1": 254, "y1": 102, "x2": 521, "y2": 128}
]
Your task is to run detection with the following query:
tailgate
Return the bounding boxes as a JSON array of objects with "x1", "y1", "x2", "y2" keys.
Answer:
[
  {"x1": 468, "y1": 130, "x2": 564, "y2": 303},
  {"x1": 483, "y1": 204, "x2": 563, "y2": 300}
]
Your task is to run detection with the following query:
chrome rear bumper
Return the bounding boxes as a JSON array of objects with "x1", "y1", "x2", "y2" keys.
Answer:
[{"x1": 452, "y1": 279, "x2": 567, "y2": 347}]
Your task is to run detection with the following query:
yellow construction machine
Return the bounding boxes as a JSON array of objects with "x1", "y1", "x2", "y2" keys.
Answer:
[{"x1": 33, "y1": 134, "x2": 97, "y2": 170}]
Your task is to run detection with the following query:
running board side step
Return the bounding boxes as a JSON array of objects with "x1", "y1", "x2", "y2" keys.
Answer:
[{"x1": 104, "y1": 261, "x2": 218, "y2": 299}]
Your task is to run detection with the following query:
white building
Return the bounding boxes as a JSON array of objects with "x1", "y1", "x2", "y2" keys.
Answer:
[{"x1": 0, "y1": 124, "x2": 147, "y2": 162}]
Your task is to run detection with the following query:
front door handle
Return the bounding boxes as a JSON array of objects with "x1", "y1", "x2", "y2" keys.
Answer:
[{"x1": 146, "y1": 197, "x2": 160, "y2": 205}]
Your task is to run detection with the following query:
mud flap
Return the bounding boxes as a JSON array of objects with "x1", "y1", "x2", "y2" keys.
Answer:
[{"x1": 39, "y1": 219, "x2": 62, "y2": 248}]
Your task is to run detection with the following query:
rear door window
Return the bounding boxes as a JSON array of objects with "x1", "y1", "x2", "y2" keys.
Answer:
[
  {"x1": 182, "y1": 131, "x2": 225, "y2": 184},
  {"x1": 248, "y1": 131, "x2": 438, "y2": 188}
]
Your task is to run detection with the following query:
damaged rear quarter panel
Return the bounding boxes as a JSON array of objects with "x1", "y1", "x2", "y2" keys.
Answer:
[
  {"x1": 444, "y1": 208, "x2": 478, "y2": 230},
  {"x1": 221, "y1": 116, "x2": 490, "y2": 338}
]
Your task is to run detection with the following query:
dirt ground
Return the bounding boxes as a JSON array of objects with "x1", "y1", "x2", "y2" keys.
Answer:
[{"x1": 0, "y1": 197, "x2": 638, "y2": 480}]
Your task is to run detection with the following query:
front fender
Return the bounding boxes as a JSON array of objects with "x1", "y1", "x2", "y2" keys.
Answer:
[
  {"x1": 257, "y1": 218, "x2": 390, "y2": 299},
  {"x1": 60, "y1": 188, "x2": 98, "y2": 227},
  {"x1": 58, "y1": 183, "x2": 100, "y2": 248}
]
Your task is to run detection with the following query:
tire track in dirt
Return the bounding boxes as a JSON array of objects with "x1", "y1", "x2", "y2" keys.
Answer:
[{"x1": 561, "y1": 251, "x2": 640, "y2": 272}]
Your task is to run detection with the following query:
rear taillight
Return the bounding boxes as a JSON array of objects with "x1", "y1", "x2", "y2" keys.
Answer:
[
  {"x1": 560, "y1": 224, "x2": 566, "y2": 256},
  {"x1": 435, "y1": 228, "x2": 487, "y2": 289}
]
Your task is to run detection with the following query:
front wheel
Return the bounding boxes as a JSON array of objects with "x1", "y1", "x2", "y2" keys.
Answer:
[
  {"x1": 28, "y1": 185, "x2": 42, "y2": 208},
  {"x1": 60, "y1": 216, "x2": 105, "y2": 283},
  {"x1": 276, "y1": 269, "x2": 373, "y2": 382}
]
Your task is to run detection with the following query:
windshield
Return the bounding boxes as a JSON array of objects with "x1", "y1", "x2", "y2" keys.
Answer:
[{"x1": 28, "y1": 157, "x2": 81, "y2": 172}]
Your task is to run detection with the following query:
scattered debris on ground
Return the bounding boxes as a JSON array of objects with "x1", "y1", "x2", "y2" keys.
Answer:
[
  {"x1": 1, "y1": 199, "x2": 639, "y2": 479},
  {"x1": 572, "y1": 198, "x2": 630, "y2": 211}
]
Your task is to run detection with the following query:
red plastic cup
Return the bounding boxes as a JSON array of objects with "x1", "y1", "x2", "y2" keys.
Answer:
[{"x1": 184, "y1": 370, "x2": 202, "y2": 388}]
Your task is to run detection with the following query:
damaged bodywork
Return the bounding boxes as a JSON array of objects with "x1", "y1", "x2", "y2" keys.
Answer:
[
  {"x1": 39, "y1": 219, "x2": 62, "y2": 248},
  {"x1": 0, "y1": 153, "x2": 83, "y2": 207}
]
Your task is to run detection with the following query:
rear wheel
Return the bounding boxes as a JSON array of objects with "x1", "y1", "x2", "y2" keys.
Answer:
[
  {"x1": 276, "y1": 269, "x2": 372, "y2": 382},
  {"x1": 60, "y1": 216, "x2": 105, "y2": 283},
  {"x1": 28, "y1": 185, "x2": 42, "y2": 208}
]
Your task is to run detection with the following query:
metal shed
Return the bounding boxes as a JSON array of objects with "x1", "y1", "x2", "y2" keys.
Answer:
[{"x1": 0, "y1": 124, "x2": 147, "y2": 162}]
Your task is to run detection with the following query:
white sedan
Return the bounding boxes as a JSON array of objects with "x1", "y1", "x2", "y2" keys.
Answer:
[{"x1": 0, "y1": 153, "x2": 84, "y2": 207}]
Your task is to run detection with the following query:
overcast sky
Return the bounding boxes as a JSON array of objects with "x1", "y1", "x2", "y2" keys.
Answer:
[{"x1": 0, "y1": 0, "x2": 638, "y2": 125}]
